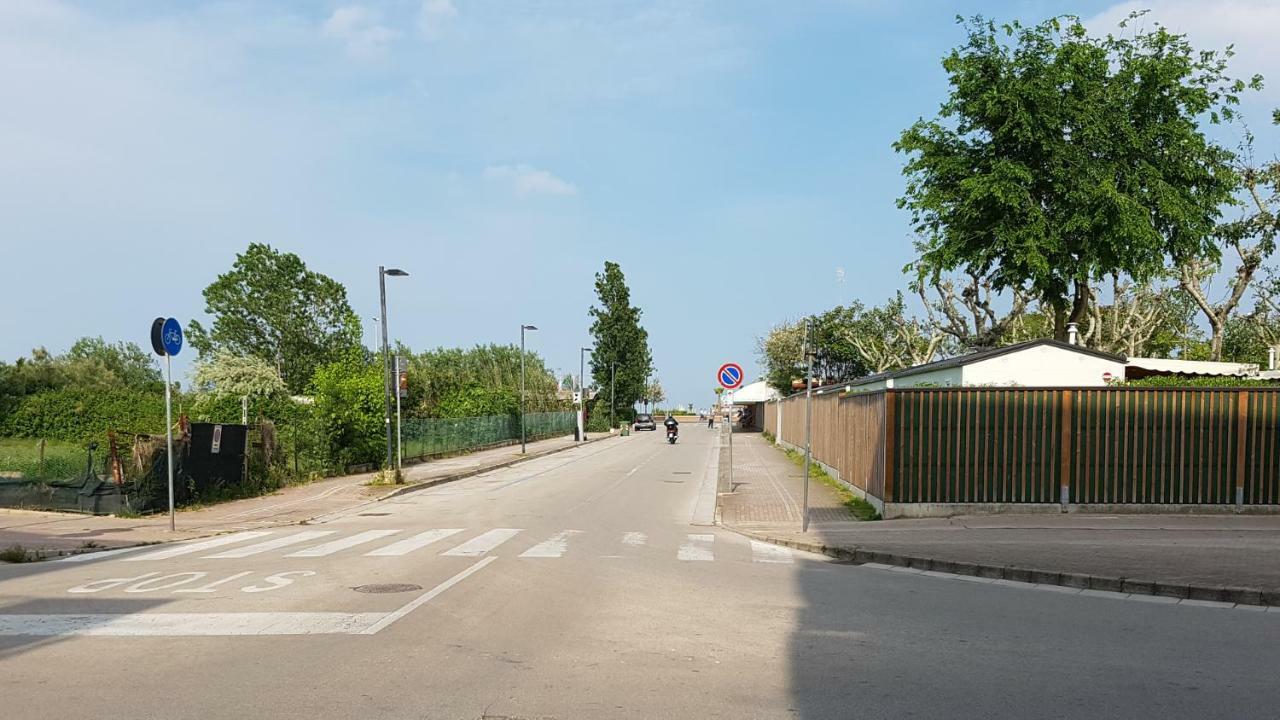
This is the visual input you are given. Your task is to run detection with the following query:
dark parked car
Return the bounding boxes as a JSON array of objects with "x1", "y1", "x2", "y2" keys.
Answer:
[{"x1": 633, "y1": 413, "x2": 656, "y2": 431}]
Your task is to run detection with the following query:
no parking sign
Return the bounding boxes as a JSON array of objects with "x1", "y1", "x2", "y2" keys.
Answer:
[{"x1": 718, "y1": 363, "x2": 743, "y2": 390}]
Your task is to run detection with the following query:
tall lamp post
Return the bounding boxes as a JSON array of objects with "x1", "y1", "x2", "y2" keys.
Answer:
[
  {"x1": 379, "y1": 266, "x2": 409, "y2": 480},
  {"x1": 579, "y1": 346, "x2": 591, "y2": 441},
  {"x1": 520, "y1": 324, "x2": 538, "y2": 453},
  {"x1": 802, "y1": 317, "x2": 816, "y2": 532},
  {"x1": 610, "y1": 361, "x2": 618, "y2": 429}
]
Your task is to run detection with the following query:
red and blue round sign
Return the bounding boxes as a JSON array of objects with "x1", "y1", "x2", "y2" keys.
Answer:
[{"x1": 718, "y1": 362, "x2": 744, "y2": 390}]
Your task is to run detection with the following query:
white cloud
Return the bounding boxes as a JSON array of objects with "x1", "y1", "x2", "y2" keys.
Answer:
[
  {"x1": 483, "y1": 164, "x2": 578, "y2": 196},
  {"x1": 418, "y1": 0, "x2": 458, "y2": 39},
  {"x1": 321, "y1": 4, "x2": 396, "y2": 59},
  {"x1": 1087, "y1": 1, "x2": 1280, "y2": 103}
]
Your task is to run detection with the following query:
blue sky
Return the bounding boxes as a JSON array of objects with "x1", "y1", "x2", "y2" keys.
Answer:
[{"x1": 3, "y1": 0, "x2": 1278, "y2": 408}]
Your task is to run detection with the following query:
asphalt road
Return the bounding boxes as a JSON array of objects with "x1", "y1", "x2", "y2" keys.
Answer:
[{"x1": 2, "y1": 426, "x2": 1278, "y2": 719}]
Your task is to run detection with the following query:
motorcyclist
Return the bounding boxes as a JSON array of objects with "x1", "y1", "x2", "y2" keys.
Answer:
[{"x1": 664, "y1": 414, "x2": 679, "y2": 436}]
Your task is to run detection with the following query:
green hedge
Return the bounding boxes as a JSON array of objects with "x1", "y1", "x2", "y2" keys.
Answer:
[
  {"x1": 1120, "y1": 376, "x2": 1280, "y2": 388},
  {"x1": 1, "y1": 387, "x2": 167, "y2": 442}
]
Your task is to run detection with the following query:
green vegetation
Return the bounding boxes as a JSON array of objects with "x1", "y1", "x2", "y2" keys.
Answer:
[
  {"x1": 781, "y1": 447, "x2": 880, "y2": 521},
  {"x1": 0, "y1": 438, "x2": 83, "y2": 479},
  {"x1": 188, "y1": 243, "x2": 364, "y2": 395},
  {"x1": 0, "y1": 545, "x2": 40, "y2": 563},
  {"x1": 588, "y1": 261, "x2": 654, "y2": 425},
  {"x1": 1120, "y1": 376, "x2": 1280, "y2": 388}
]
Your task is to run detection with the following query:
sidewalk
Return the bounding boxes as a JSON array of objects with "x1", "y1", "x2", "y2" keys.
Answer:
[
  {"x1": 1, "y1": 433, "x2": 620, "y2": 557},
  {"x1": 720, "y1": 432, "x2": 1280, "y2": 605}
]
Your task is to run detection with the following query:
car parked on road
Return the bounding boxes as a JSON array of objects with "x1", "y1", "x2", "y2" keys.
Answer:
[{"x1": 633, "y1": 413, "x2": 656, "y2": 431}]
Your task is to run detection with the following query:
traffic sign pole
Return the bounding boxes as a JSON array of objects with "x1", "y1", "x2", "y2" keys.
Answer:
[
  {"x1": 165, "y1": 353, "x2": 175, "y2": 532},
  {"x1": 716, "y1": 363, "x2": 745, "y2": 494}
]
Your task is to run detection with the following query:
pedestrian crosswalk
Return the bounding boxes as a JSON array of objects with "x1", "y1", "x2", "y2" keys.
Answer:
[{"x1": 86, "y1": 528, "x2": 800, "y2": 565}]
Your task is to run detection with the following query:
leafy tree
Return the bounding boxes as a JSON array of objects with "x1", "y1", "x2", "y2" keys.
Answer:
[
  {"x1": 64, "y1": 337, "x2": 162, "y2": 390},
  {"x1": 1178, "y1": 128, "x2": 1280, "y2": 359},
  {"x1": 896, "y1": 14, "x2": 1252, "y2": 340},
  {"x1": 757, "y1": 320, "x2": 805, "y2": 393},
  {"x1": 400, "y1": 344, "x2": 562, "y2": 419},
  {"x1": 837, "y1": 295, "x2": 944, "y2": 374},
  {"x1": 188, "y1": 244, "x2": 363, "y2": 393},
  {"x1": 309, "y1": 358, "x2": 384, "y2": 469},
  {"x1": 190, "y1": 350, "x2": 288, "y2": 399},
  {"x1": 645, "y1": 378, "x2": 666, "y2": 407},
  {"x1": 588, "y1": 262, "x2": 653, "y2": 423}
]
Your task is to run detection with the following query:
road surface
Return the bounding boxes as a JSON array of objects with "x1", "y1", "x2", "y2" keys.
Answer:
[{"x1": 2, "y1": 426, "x2": 1278, "y2": 719}]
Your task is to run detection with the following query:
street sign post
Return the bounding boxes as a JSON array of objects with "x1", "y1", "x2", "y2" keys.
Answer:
[
  {"x1": 717, "y1": 362, "x2": 743, "y2": 492},
  {"x1": 151, "y1": 317, "x2": 183, "y2": 532}
]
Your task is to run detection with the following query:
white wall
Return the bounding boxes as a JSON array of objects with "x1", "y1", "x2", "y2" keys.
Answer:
[{"x1": 961, "y1": 345, "x2": 1124, "y2": 387}]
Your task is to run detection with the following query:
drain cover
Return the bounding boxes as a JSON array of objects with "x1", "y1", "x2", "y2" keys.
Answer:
[
  {"x1": 663, "y1": 480, "x2": 684, "y2": 484},
  {"x1": 359, "y1": 512, "x2": 391, "y2": 516},
  {"x1": 672, "y1": 471, "x2": 692, "y2": 475},
  {"x1": 352, "y1": 583, "x2": 422, "y2": 594}
]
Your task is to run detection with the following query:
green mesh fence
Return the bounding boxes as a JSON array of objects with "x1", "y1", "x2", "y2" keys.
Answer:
[{"x1": 401, "y1": 411, "x2": 576, "y2": 459}]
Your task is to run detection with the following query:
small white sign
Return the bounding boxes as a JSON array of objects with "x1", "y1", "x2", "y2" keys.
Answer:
[{"x1": 211, "y1": 425, "x2": 223, "y2": 454}]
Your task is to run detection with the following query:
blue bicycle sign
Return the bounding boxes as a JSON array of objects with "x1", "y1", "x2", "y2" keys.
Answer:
[{"x1": 161, "y1": 317, "x2": 183, "y2": 356}]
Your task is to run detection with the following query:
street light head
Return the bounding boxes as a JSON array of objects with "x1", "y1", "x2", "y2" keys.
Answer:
[
  {"x1": 384, "y1": 268, "x2": 409, "y2": 277},
  {"x1": 523, "y1": 324, "x2": 538, "y2": 331}
]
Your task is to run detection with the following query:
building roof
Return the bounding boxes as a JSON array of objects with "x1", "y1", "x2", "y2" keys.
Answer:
[
  {"x1": 1126, "y1": 357, "x2": 1258, "y2": 378},
  {"x1": 799, "y1": 339, "x2": 1126, "y2": 395},
  {"x1": 726, "y1": 380, "x2": 781, "y2": 404}
]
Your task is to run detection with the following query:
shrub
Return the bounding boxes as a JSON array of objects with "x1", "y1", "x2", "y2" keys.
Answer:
[{"x1": 1, "y1": 387, "x2": 166, "y2": 442}]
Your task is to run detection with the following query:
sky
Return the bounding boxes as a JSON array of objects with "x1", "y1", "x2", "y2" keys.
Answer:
[{"x1": 2, "y1": 0, "x2": 1279, "y2": 409}]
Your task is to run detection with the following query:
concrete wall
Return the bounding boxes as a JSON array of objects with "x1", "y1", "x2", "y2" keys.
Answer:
[
  {"x1": 962, "y1": 345, "x2": 1125, "y2": 387},
  {"x1": 893, "y1": 367, "x2": 964, "y2": 388}
]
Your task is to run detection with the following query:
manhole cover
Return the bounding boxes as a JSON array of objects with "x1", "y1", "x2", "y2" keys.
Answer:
[
  {"x1": 663, "y1": 480, "x2": 684, "y2": 484},
  {"x1": 352, "y1": 583, "x2": 422, "y2": 594},
  {"x1": 358, "y1": 512, "x2": 391, "y2": 516}
]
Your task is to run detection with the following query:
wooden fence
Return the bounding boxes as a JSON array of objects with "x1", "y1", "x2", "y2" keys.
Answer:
[{"x1": 771, "y1": 387, "x2": 1280, "y2": 507}]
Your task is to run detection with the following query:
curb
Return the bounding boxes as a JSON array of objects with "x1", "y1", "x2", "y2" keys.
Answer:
[
  {"x1": 26, "y1": 434, "x2": 627, "y2": 560},
  {"x1": 302, "y1": 434, "x2": 625, "y2": 524},
  {"x1": 723, "y1": 525, "x2": 1278, "y2": 608}
]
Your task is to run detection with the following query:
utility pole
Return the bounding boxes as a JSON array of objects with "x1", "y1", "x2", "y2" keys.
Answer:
[
  {"x1": 520, "y1": 325, "x2": 538, "y2": 453},
  {"x1": 378, "y1": 265, "x2": 408, "y2": 480},
  {"x1": 394, "y1": 355, "x2": 403, "y2": 469},
  {"x1": 579, "y1": 346, "x2": 590, "y2": 441},
  {"x1": 610, "y1": 361, "x2": 618, "y2": 429},
  {"x1": 802, "y1": 317, "x2": 815, "y2": 532}
]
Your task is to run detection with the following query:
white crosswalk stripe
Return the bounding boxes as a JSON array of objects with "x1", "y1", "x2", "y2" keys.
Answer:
[
  {"x1": 678, "y1": 533, "x2": 715, "y2": 562},
  {"x1": 204, "y1": 531, "x2": 336, "y2": 558},
  {"x1": 442, "y1": 528, "x2": 522, "y2": 557},
  {"x1": 519, "y1": 530, "x2": 582, "y2": 558},
  {"x1": 124, "y1": 532, "x2": 273, "y2": 561},
  {"x1": 621, "y1": 532, "x2": 647, "y2": 547},
  {"x1": 286, "y1": 530, "x2": 402, "y2": 557},
  {"x1": 749, "y1": 540, "x2": 793, "y2": 564},
  {"x1": 365, "y1": 529, "x2": 464, "y2": 557}
]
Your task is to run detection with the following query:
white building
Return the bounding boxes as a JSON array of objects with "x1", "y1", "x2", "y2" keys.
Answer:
[{"x1": 841, "y1": 339, "x2": 1127, "y2": 392}]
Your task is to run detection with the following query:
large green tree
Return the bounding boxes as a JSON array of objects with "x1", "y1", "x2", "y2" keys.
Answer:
[
  {"x1": 188, "y1": 244, "x2": 363, "y2": 393},
  {"x1": 896, "y1": 14, "x2": 1254, "y2": 340},
  {"x1": 588, "y1": 262, "x2": 653, "y2": 423}
]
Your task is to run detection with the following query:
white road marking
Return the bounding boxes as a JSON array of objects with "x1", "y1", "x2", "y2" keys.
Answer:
[
  {"x1": 519, "y1": 530, "x2": 582, "y2": 558},
  {"x1": 203, "y1": 530, "x2": 336, "y2": 558},
  {"x1": 622, "y1": 531, "x2": 647, "y2": 547},
  {"x1": 442, "y1": 528, "x2": 522, "y2": 557},
  {"x1": 285, "y1": 529, "x2": 402, "y2": 557},
  {"x1": 365, "y1": 528, "x2": 464, "y2": 556},
  {"x1": 360, "y1": 556, "x2": 497, "y2": 635},
  {"x1": 749, "y1": 540, "x2": 794, "y2": 564},
  {"x1": 678, "y1": 533, "x2": 715, "y2": 561},
  {"x1": 56, "y1": 547, "x2": 145, "y2": 563},
  {"x1": 124, "y1": 532, "x2": 272, "y2": 561},
  {"x1": 0, "y1": 612, "x2": 385, "y2": 636},
  {"x1": 174, "y1": 572, "x2": 254, "y2": 593}
]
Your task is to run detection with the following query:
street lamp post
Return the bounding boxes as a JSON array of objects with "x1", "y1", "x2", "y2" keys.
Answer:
[
  {"x1": 802, "y1": 317, "x2": 815, "y2": 532},
  {"x1": 379, "y1": 266, "x2": 409, "y2": 481},
  {"x1": 579, "y1": 346, "x2": 590, "y2": 441},
  {"x1": 610, "y1": 361, "x2": 618, "y2": 430},
  {"x1": 520, "y1": 324, "x2": 538, "y2": 453}
]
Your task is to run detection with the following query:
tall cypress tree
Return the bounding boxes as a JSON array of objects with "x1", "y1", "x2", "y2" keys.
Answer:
[{"x1": 588, "y1": 262, "x2": 653, "y2": 424}]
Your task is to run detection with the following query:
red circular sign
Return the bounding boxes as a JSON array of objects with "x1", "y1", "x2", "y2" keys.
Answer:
[{"x1": 718, "y1": 363, "x2": 744, "y2": 390}]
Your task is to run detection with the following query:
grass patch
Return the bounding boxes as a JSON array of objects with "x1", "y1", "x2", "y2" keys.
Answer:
[
  {"x1": 0, "y1": 438, "x2": 85, "y2": 480},
  {"x1": 780, "y1": 447, "x2": 880, "y2": 521},
  {"x1": 762, "y1": 429, "x2": 776, "y2": 444},
  {"x1": 0, "y1": 545, "x2": 42, "y2": 563}
]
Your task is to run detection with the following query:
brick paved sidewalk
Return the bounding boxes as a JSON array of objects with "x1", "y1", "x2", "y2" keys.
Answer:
[{"x1": 717, "y1": 430, "x2": 855, "y2": 530}]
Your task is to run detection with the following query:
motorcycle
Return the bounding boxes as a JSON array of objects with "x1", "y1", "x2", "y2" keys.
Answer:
[{"x1": 666, "y1": 425, "x2": 678, "y2": 444}]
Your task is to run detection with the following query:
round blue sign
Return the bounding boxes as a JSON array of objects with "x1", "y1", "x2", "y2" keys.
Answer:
[
  {"x1": 718, "y1": 363, "x2": 743, "y2": 389},
  {"x1": 161, "y1": 317, "x2": 183, "y2": 356}
]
